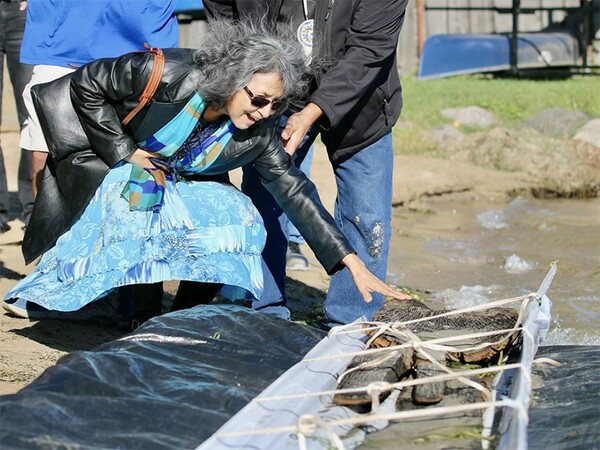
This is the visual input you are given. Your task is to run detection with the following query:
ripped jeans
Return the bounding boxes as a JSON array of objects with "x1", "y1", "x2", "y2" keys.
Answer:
[{"x1": 324, "y1": 132, "x2": 394, "y2": 326}]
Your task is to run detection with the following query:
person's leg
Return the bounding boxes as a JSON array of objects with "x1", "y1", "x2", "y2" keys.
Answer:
[
  {"x1": 284, "y1": 143, "x2": 314, "y2": 271},
  {"x1": 128, "y1": 283, "x2": 164, "y2": 329},
  {"x1": 30, "y1": 151, "x2": 47, "y2": 198},
  {"x1": 249, "y1": 258, "x2": 290, "y2": 319},
  {"x1": 241, "y1": 164, "x2": 288, "y2": 302},
  {"x1": 20, "y1": 65, "x2": 73, "y2": 198},
  {"x1": 17, "y1": 148, "x2": 33, "y2": 224},
  {"x1": 171, "y1": 280, "x2": 222, "y2": 311},
  {"x1": 324, "y1": 133, "x2": 394, "y2": 326},
  {"x1": 0, "y1": 1, "x2": 33, "y2": 229},
  {"x1": 0, "y1": 148, "x2": 9, "y2": 232},
  {"x1": 0, "y1": 48, "x2": 8, "y2": 230},
  {"x1": 240, "y1": 117, "x2": 317, "y2": 307}
]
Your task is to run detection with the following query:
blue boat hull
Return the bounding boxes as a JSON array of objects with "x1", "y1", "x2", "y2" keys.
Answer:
[{"x1": 418, "y1": 32, "x2": 579, "y2": 79}]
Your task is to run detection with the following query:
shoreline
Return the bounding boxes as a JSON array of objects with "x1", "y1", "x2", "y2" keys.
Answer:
[
  {"x1": 0, "y1": 129, "x2": 527, "y2": 395},
  {"x1": 0, "y1": 124, "x2": 597, "y2": 394}
]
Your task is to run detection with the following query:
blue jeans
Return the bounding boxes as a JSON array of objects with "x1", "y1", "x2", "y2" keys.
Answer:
[
  {"x1": 0, "y1": 1, "x2": 33, "y2": 226},
  {"x1": 241, "y1": 129, "x2": 314, "y2": 304},
  {"x1": 324, "y1": 133, "x2": 394, "y2": 326},
  {"x1": 283, "y1": 146, "x2": 312, "y2": 244}
]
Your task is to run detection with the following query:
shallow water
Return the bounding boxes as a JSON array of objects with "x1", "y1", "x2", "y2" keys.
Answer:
[{"x1": 387, "y1": 197, "x2": 600, "y2": 346}]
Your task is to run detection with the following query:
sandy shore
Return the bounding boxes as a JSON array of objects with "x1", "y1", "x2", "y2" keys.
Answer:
[{"x1": 0, "y1": 126, "x2": 529, "y2": 395}]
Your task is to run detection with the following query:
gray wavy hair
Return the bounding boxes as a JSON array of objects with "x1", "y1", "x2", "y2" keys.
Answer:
[{"x1": 193, "y1": 19, "x2": 310, "y2": 110}]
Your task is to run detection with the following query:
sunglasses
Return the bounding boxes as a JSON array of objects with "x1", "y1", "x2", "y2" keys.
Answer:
[{"x1": 243, "y1": 86, "x2": 287, "y2": 111}]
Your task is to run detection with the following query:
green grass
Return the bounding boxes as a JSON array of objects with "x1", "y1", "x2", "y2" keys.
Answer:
[
  {"x1": 394, "y1": 75, "x2": 600, "y2": 156},
  {"x1": 400, "y1": 75, "x2": 600, "y2": 124}
]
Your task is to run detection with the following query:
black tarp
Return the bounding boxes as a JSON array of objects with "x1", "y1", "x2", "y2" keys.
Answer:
[
  {"x1": 528, "y1": 345, "x2": 600, "y2": 450},
  {"x1": 0, "y1": 304, "x2": 325, "y2": 449}
]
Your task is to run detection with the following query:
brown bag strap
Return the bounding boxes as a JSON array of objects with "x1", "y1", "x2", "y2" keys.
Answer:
[{"x1": 121, "y1": 45, "x2": 165, "y2": 127}]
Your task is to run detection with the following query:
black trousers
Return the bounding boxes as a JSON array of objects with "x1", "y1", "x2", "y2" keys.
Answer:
[
  {"x1": 0, "y1": 0, "x2": 33, "y2": 227},
  {"x1": 119, "y1": 281, "x2": 224, "y2": 324}
]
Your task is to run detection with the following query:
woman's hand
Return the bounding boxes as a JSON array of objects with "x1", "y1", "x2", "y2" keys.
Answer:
[
  {"x1": 342, "y1": 253, "x2": 412, "y2": 302},
  {"x1": 125, "y1": 148, "x2": 168, "y2": 185},
  {"x1": 281, "y1": 102, "x2": 323, "y2": 156}
]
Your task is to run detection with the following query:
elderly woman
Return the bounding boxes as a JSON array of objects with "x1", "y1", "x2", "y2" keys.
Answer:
[{"x1": 2, "y1": 20, "x2": 408, "y2": 326}]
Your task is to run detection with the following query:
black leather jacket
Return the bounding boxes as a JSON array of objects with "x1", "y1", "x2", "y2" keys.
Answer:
[
  {"x1": 23, "y1": 48, "x2": 353, "y2": 272},
  {"x1": 203, "y1": 0, "x2": 408, "y2": 162}
]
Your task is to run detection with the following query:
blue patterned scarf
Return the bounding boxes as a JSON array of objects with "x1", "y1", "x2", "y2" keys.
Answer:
[{"x1": 122, "y1": 92, "x2": 236, "y2": 211}]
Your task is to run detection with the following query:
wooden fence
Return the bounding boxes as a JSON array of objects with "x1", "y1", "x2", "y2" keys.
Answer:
[{"x1": 178, "y1": 0, "x2": 598, "y2": 76}]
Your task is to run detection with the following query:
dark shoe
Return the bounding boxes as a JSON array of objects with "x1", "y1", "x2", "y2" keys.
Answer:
[
  {"x1": 286, "y1": 242, "x2": 309, "y2": 271},
  {"x1": 117, "y1": 317, "x2": 145, "y2": 332},
  {"x1": 2, "y1": 298, "x2": 60, "y2": 319},
  {"x1": 0, "y1": 222, "x2": 10, "y2": 234},
  {"x1": 3, "y1": 296, "x2": 120, "y2": 321},
  {"x1": 118, "y1": 283, "x2": 164, "y2": 328}
]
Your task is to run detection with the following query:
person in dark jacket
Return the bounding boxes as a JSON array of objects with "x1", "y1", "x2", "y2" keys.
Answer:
[
  {"x1": 204, "y1": 0, "x2": 411, "y2": 327},
  {"x1": 2, "y1": 19, "x2": 405, "y2": 325}
]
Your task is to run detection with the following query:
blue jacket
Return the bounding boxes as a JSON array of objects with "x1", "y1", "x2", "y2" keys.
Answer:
[{"x1": 20, "y1": 0, "x2": 179, "y2": 67}]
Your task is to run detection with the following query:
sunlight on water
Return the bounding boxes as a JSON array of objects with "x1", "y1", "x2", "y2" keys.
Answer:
[
  {"x1": 389, "y1": 197, "x2": 600, "y2": 346},
  {"x1": 477, "y1": 208, "x2": 508, "y2": 229},
  {"x1": 503, "y1": 254, "x2": 534, "y2": 273}
]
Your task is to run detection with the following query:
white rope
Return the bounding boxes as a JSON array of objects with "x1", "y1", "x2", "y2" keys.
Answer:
[
  {"x1": 255, "y1": 362, "x2": 524, "y2": 403},
  {"x1": 532, "y1": 357, "x2": 561, "y2": 367},
  {"x1": 305, "y1": 326, "x2": 524, "y2": 363},
  {"x1": 213, "y1": 398, "x2": 524, "y2": 440},
  {"x1": 330, "y1": 293, "x2": 535, "y2": 339},
  {"x1": 366, "y1": 381, "x2": 393, "y2": 413},
  {"x1": 320, "y1": 293, "x2": 533, "y2": 370},
  {"x1": 203, "y1": 270, "x2": 555, "y2": 450},
  {"x1": 336, "y1": 350, "x2": 401, "y2": 386},
  {"x1": 297, "y1": 415, "x2": 346, "y2": 450},
  {"x1": 414, "y1": 346, "x2": 491, "y2": 397}
]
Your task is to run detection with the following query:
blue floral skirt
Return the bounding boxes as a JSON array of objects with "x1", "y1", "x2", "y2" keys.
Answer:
[{"x1": 5, "y1": 164, "x2": 266, "y2": 312}]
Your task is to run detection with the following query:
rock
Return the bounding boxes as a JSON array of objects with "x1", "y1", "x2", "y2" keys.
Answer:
[
  {"x1": 427, "y1": 124, "x2": 464, "y2": 146},
  {"x1": 573, "y1": 118, "x2": 600, "y2": 149},
  {"x1": 442, "y1": 127, "x2": 600, "y2": 198},
  {"x1": 440, "y1": 106, "x2": 495, "y2": 128},
  {"x1": 523, "y1": 108, "x2": 591, "y2": 138}
]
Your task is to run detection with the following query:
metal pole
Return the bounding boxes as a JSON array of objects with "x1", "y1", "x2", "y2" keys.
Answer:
[
  {"x1": 510, "y1": 0, "x2": 520, "y2": 74},
  {"x1": 581, "y1": 0, "x2": 591, "y2": 69}
]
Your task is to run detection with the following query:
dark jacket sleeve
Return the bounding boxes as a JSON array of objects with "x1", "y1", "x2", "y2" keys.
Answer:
[
  {"x1": 202, "y1": 0, "x2": 237, "y2": 18},
  {"x1": 203, "y1": 0, "x2": 276, "y2": 20},
  {"x1": 69, "y1": 52, "x2": 154, "y2": 167},
  {"x1": 310, "y1": 0, "x2": 407, "y2": 129},
  {"x1": 251, "y1": 129, "x2": 354, "y2": 274}
]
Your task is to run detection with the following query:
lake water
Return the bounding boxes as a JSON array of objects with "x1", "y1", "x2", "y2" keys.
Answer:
[
  {"x1": 383, "y1": 197, "x2": 599, "y2": 449},
  {"x1": 387, "y1": 196, "x2": 600, "y2": 346}
]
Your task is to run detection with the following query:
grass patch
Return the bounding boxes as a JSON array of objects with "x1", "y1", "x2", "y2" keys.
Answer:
[
  {"x1": 392, "y1": 125, "x2": 441, "y2": 157},
  {"x1": 400, "y1": 75, "x2": 600, "y2": 124},
  {"x1": 394, "y1": 75, "x2": 600, "y2": 156}
]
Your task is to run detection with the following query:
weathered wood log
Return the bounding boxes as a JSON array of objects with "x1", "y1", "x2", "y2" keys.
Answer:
[
  {"x1": 412, "y1": 350, "x2": 447, "y2": 405},
  {"x1": 371, "y1": 299, "x2": 520, "y2": 364},
  {"x1": 333, "y1": 347, "x2": 414, "y2": 406},
  {"x1": 333, "y1": 299, "x2": 521, "y2": 410}
]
